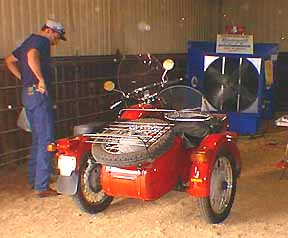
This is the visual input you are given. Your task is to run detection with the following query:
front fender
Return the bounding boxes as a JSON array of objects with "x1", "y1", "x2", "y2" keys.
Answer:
[
  {"x1": 55, "y1": 136, "x2": 91, "y2": 171},
  {"x1": 187, "y1": 132, "x2": 241, "y2": 197}
]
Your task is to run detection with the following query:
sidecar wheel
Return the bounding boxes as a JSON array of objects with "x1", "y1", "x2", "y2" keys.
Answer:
[
  {"x1": 197, "y1": 150, "x2": 237, "y2": 224},
  {"x1": 91, "y1": 118, "x2": 175, "y2": 167},
  {"x1": 73, "y1": 152, "x2": 113, "y2": 214}
]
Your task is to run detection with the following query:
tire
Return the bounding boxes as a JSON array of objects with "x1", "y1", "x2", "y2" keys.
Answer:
[
  {"x1": 73, "y1": 152, "x2": 113, "y2": 214},
  {"x1": 197, "y1": 149, "x2": 237, "y2": 224},
  {"x1": 91, "y1": 118, "x2": 175, "y2": 167}
]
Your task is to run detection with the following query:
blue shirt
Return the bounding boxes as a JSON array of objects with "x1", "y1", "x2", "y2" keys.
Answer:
[{"x1": 13, "y1": 34, "x2": 51, "y2": 87}]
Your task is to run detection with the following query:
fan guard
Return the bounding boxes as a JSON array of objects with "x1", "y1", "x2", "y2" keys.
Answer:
[{"x1": 203, "y1": 56, "x2": 259, "y2": 112}]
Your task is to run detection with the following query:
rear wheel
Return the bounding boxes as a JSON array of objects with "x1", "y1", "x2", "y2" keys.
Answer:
[
  {"x1": 197, "y1": 150, "x2": 237, "y2": 224},
  {"x1": 73, "y1": 152, "x2": 113, "y2": 214}
]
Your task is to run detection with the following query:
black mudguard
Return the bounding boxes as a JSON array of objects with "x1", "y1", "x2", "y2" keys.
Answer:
[{"x1": 57, "y1": 172, "x2": 79, "y2": 195}]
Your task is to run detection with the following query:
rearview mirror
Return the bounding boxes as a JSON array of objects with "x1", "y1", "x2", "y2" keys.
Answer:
[
  {"x1": 163, "y1": 59, "x2": 174, "y2": 71},
  {"x1": 104, "y1": 81, "x2": 115, "y2": 91}
]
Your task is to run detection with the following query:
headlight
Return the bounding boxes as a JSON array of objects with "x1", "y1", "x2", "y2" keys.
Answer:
[{"x1": 58, "y1": 155, "x2": 77, "y2": 176}]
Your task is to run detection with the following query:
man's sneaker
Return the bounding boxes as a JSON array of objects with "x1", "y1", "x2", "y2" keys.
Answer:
[{"x1": 34, "y1": 188, "x2": 60, "y2": 198}]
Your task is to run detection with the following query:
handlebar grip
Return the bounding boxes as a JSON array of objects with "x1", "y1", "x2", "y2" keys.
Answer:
[
  {"x1": 110, "y1": 100, "x2": 123, "y2": 110},
  {"x1": 131, "y1": 78, "x2": 183, "y2": 95},
  {"x1": 164, "y1": 77, "x2": 183, "y2": 86}
]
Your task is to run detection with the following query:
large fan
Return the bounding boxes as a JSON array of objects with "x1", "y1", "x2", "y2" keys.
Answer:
[
  {"x1": 203, "y1": 56, "x2": 259, "y2": 112},
  {"x1": 187, "y1": 41, "x2": 278, "y2": 135}
]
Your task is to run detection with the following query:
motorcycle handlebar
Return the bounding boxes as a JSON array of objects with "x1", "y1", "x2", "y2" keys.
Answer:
[
  {"x1": 109, "y1": 77, "x2": 184, "y2": 110},
  {"x1": 132, "y1": 77, "x2": 183, "y2": 94}
]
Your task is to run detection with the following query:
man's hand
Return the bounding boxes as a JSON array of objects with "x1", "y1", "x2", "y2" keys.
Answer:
[{"x1": 36, "y1": 81, "x2": 47, "y2": 95}]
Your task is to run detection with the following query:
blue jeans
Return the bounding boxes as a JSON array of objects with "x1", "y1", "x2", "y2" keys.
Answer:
[{"x1": 22, "y1": 88, "x2": 55, "y2": 191}]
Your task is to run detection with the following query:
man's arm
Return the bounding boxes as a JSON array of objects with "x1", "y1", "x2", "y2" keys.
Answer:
[
  {"x1": 27, "y1": 48, "x2": 47, "y2": 94},
  {"x1": 5, "y1": 54, "x2": 21, "y2": 80}
]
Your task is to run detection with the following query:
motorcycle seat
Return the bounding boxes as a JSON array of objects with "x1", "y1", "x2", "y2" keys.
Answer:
[{"x1": 173, "y1": 117, "x2": 224, "y2": 148}]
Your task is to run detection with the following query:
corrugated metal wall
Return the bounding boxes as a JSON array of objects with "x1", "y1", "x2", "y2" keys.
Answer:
[
  {"x1": 110, "y1": 0, "x2": 219, "y2": 54},
  {"x1": 0, "y1": 0, "x2": 218, "y2": 58},
  {"x1": 220, "y1": 0, "x2": 288, "y2": 51},
  {"x1": 3, "y1": 0, "x2": 288, "y2": 56},
  {"x1": 0, "y1": 0, "x2": 113, "y2": 57}
]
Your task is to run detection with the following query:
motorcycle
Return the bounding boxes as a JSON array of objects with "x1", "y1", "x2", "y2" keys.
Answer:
[{"x1": 48, "y1": 54, "x2": 241, "y2": 224}]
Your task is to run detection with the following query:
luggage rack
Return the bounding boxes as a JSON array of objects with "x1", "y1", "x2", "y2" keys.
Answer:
[{"x1": 84, "y1": 121, "x2": 174, "y2": 152}]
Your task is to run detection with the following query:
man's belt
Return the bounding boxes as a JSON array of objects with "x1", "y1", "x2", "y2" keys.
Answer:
[{"x1": 24, "y1": 85, "x2": 37, "y2": 95}]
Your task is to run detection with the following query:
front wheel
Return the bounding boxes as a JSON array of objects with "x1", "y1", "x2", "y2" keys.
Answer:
[
  {"x1": 73, "y1": 152, "x2": 113, "y2": 214},
  {"x1": 197, "y1": 150, "x2": 237, "y2": 224}
]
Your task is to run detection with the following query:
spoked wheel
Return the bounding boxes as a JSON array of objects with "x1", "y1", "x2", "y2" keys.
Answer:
[
  {"x1": 197, "y1": 150, "x2": 237, "y2": 224},
  {"x1": 73, "y1": 152, "x2": 113, "y2": 214}
]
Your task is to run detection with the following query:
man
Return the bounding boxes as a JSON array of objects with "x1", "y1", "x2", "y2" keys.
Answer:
[{"x1": 5, "y1": 19, "x2": 67, "y2": 197}]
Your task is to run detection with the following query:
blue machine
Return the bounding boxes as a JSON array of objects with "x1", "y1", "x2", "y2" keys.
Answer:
[{"x1": 187, "y1": 41, "x2": 278, "y2": 135}]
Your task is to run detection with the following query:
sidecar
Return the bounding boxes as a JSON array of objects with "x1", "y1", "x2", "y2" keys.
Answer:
[{"x1": 49, "y1": 56, "x2": 241, "y2": 224}]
